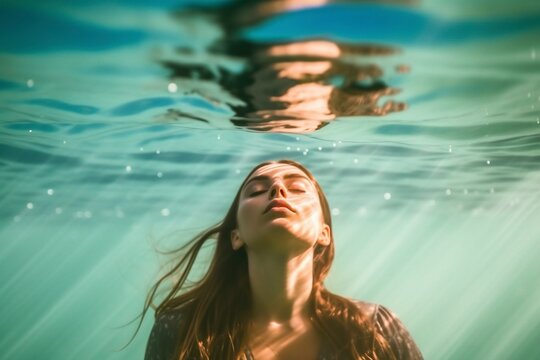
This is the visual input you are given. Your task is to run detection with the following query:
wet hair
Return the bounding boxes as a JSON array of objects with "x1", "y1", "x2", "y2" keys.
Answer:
[{"x1": 131, "y1": 159, "x2": 395, "y2": 359}]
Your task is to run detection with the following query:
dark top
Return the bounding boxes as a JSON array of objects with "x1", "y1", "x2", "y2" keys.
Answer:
[{"x1": 144, "y1": 300, "x2": 423, "y2": 360}]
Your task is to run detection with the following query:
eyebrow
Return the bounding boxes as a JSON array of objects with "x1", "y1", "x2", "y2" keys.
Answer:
[{"x1": 244, "y1": 173, "x2": 312, "y2": 188}]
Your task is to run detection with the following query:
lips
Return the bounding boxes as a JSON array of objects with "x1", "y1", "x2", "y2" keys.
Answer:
[{"x1": 264, "y1": 199, "x2": 295, "y2": 214}]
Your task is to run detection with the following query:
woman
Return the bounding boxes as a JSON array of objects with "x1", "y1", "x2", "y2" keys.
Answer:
[{"x1": 142, "y1": 159, "x2": 423, "y2": 359}]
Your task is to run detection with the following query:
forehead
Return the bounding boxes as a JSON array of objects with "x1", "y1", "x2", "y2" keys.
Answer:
[{"x1": 245, "y1": 164, "x2": 312, "y2": 185}]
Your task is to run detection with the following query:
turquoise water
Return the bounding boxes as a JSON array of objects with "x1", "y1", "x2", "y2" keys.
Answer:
[{"x1": 1, "y1": 0, "x2": 540, "y2": 359}]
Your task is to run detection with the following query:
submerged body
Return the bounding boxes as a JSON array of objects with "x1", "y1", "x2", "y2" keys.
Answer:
[
  {"x1": 142, "y1": 160, "x2": 424, "y2": 359},
  {"x1": 145, "y1": 300, "x2": 423, "y2": 360}
]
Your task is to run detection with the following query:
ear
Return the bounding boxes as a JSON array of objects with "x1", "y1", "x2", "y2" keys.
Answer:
[
  {"x1": 317, "y1": 223, "x2": 331, "y2": 247},
  {"x1": 230, "y1": 229, "x2": 244, "y2": 251}
]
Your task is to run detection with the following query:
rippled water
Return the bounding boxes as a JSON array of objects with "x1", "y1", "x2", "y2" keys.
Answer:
[{"x1": 1, "y1": 0, "x2": 540, "y2": 359}]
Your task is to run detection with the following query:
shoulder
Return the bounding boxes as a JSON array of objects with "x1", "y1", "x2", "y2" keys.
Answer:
[
  {"x1": 371, "y1": 303, "x2": 424, "y2": 360},
  {"x1": 350, "y1": 299, "x2": 379, "y2": 322},
  {"x1": 144, "y1": 308, "x2": 187, "y2": 360}
]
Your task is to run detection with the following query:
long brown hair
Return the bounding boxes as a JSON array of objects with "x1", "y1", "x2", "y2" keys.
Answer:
[{"x1": 133, "y1": 159, "x2": 395, "y2": 359}]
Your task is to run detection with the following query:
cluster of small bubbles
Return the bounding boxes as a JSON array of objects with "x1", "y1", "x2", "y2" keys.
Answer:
[
  {"x1": 357, "y1": 207, "x2": 367, "y2": 217},
  {"x1": 286, "y1": 146, "x2": 291, "y2": 151},
  {"x1": 303, "y1": 148, "x2": 309, "y2": 155},
  {"x1": 383, "y1": 192, "x2": 391, "y2": 200},
  {"x1": 161, "y1": 208, "x2": 170, "y2": 216},
  {"x1": 47, "y1": 189, "x2": 54, "y2": 195},
  {"x1": 217, "y1": 135, "x2": 221, "y2": 140},
  {"x1": 331, "y1": 208, "x2": 340, "y2": 216},
  {"x1": 318, "y1": 146, "x2": 322, "y2": 151},
  {"x1": 14, "y1": 215, "x2": 21, "y2": 222},
  {"x1": 125, "y1": 165, "x2": 132, "y2": 173},
  {"x1": 157, "y1": 172, "x2": 163, "y2": 178},
  {"x1": 168, "y1": 82, "x2": 178, "y2": 93},
  {"x1": 55, "y1": 207, "x2": 62, "y2": 214},
  {"x1": 75, "y1": 210, "x2": 92, "y2": 219},
  {"x1": 235, "y1": 169, "x2": 240, "y2": 174},
  {"x1": 27, "y1": 202, "x2": 34, "y2": 209},
  {"x1": 156, "y1": 149, "x2": 161, "y2": 154},
  {"x1": 354, "y1": 158, "x2": 358, "y2": 164},
  {"x1": 27, "y1": 79, "x2": 34, "y2": 88},
  {"x1": 446, "y1": 189, "x2": 452, "y2": 196},
  {"x1": 486, "y1": 160, "x2": 491, "y2": 165}
]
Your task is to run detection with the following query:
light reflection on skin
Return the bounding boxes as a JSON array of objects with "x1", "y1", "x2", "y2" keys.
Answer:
[{"x1": 230, "y1": 163, "x2": 331, "y2": 359}]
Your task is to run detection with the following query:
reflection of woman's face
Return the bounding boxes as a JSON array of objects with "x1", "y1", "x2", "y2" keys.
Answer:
[{"x1": 232, "y1": 163, "x2": 329, "y2": 255}]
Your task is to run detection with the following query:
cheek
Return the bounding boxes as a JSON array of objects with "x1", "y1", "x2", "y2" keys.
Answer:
[{"x1": 237, "y1": 200, "x2": 260, "y2": 227}]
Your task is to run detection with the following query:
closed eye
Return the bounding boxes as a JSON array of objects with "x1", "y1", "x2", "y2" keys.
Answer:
[{"x1": 249, "y1": 190, "x2": 265, "y2": 197}]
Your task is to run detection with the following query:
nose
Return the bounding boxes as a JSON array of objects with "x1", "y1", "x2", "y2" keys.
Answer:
[{"x1": 269, "y1": 181, "x2": 287, "y2": 198}]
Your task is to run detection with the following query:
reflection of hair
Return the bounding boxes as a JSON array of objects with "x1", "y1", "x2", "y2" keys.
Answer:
[{"x1": 134, "y1": 159, "x2": 395, "y2": 359}]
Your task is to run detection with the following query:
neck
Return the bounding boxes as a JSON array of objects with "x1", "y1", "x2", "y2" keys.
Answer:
[{"x1": 247, "y1": 248, "x2": 315, "y2": 328}]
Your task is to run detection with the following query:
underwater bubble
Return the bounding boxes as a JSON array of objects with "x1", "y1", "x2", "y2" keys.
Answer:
[
  {"x1": 55, "y1": 207, "x2": 62, "y2": 214},
  {"x1": 47, "y1": 189, "x2": 54, "y2": 195},
  {"x1": 157, "y1": 172, "x2": 163, "y2": 178},
  {"x1": 26, "y1": 79, "x2": 34, "y2": 88},
  {"x1": 446, "y1": 189, "x2": 452, "y2": 196},
  {"x1": 26, "y1": 202, "x2": 34, "y2": 209},
  {"x1": 384, "y1": 192, "x2": 391, "y2": 200},
  {"x1": 161, "y1": 208, "x2": 170, "y2": 216},
  {"x1": 125, "y1": 165, "x2": 132, "y2": 172},
  {"x1": 286, "y1": 146, "x2": 291, "y2": 151},
  {"x1": 331, "y1": 208, "x2": 340, "y2": 216},
  {"x1": 168, "y1": 82, "x2": 178, "y2": 93}
]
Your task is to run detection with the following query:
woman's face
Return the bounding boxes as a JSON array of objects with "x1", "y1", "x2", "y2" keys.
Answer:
[{"x1": 231, "y1": 163, "x2": 330, "y2": 255}]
